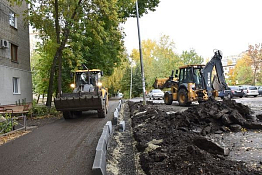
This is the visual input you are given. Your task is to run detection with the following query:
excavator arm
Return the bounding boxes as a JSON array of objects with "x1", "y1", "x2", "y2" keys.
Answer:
[{"x1": 202, "y1": 50, "x2": 229, "y2": 97}]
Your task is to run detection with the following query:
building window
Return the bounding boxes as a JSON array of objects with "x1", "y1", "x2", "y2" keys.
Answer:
[
  {"x1": 11, "y1": 44, "x2": 18, "y2": 62},
  {"x1": 13, "y1": 77, "x2": 20, "y2": 94},
  {"x1": 9, "y1": 11, "x2": 17, "y2": 28}
]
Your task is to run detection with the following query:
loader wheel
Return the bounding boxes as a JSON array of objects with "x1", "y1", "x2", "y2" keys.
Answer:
[
  {"x1": 63, "y1": 111, "x2": 78, "y2": 119},
  {"x1": 98, "y1": 97, "x2": 107, "y2": 118},
  {"x1": 178, "y1": 88, "x2": 189, "y2": 106},
  {"x1": 98, "y1": 109, "x2": 106, "y2": 118},
  {"x1": 164, "y1": 92, "x2": 173, "y2": 105}
]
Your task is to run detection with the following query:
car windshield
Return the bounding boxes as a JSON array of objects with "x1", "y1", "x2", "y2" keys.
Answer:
[
  {"x1": 249, "y1": 86, "x2": 257, "y2": 90},
  {"x1": 152, "y1": 89, "x2": 162, "y2": 93}
]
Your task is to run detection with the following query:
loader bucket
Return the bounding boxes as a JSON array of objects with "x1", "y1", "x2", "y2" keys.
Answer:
[{"x1": 54, "y1": 93, "x2": 104, "y2": 112}]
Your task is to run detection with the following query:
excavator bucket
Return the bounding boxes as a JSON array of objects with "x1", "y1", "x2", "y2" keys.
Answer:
[
  {"x1": 153, "y1": 78, "x2": 169, "y2": 89},
  {"x1": 54, "y1": 93, "x2": 104, "y2": 112}
]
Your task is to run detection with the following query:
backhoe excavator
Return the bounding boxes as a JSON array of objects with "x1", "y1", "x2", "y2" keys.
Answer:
[{"x1": 153, "y1": 50, "x2": 229, "y2": 106}]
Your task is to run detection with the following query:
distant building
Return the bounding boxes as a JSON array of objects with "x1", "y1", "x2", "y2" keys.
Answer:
[
  {"x1": 0, "y1": 0, "x2": 32, "y2": 105},
  {"x1": 222, "y1": 52, "x2": 245, "y2": 79}
]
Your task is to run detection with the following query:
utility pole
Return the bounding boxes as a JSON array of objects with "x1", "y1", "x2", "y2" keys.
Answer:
[
  {"x1": 135, "y1": 0, "x2": 147, "y2": 105},
  {"x1": 130, "y1": 63, "x2": 133, "y2": 99}
]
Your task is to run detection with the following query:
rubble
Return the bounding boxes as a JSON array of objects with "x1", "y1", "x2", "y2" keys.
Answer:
[{"x1": 129, "y1": 99, "x2": 262, "y2": 175}]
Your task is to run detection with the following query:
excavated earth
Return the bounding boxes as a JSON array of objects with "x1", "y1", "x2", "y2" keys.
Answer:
[{"x1": 128, "y1": 99, "x2": 262, "y2": 175}]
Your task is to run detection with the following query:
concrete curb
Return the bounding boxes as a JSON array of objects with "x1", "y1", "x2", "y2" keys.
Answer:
[
  {"x1": 119, "y1": 121, "x2": 125, "y2": 132},
  {"x1": 92, "y1": 100, "x2": 122, "y2": 175},
  {"x1": 113, "y1": 108, "x2": 118, "y2": 125}
]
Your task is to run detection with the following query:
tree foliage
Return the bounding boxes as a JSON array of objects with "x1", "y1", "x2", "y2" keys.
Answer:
[
  {"x1": 234, "y1": 55, "x2": 253, "y2": 85},
  {"x1": 247, "y1": 43, "x2": 262, "y2": 85},
  {"x1": 103, "y1": 58, "x2": 129, "y2": 96},
  {"x1": 117, "y1": 0, "x2": 160, "y2": 19},
  {"x1": 129, "y1": 35, "x2": 181, "y2": 95},
  {"x1": 31, "y1": 41, "x2": 57, "y2": 95},
  {"x1": 9, "y1": 0, "x2": 160, "y2": 106},
  {"x1": 180, "y1": 49, "x2": 204, "y2": 65},
  {"x1": 227, "y1": 68, "x2": 237, "y2": 85}
]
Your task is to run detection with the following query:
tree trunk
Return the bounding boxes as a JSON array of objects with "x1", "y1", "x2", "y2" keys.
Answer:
[
  {"x1": 37, "y1": 94, "x2": 40, "y2": 104},
  {"x1": 46, "y1": 0, "x2": 83, "y2": 107},
  {"x1": 57, "y1": 51, "x2": 62, "y2": 95},
  {"x1": 55, "y1": 0, "x2": 62, "y2": 95},
  {"x1": 42, "y1": 93, "x2": 45, "y2": 103},
  {"x1": 46, "y1": 54, "x2": 58, "y2": 107}
]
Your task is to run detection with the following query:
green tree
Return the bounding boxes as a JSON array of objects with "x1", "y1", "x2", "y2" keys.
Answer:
[
  {"x1": 180, "y1": 49, "x2": 204, "y2": 65},
  {"x1": 120, "y1": 66, "x2": 131, "y2": 98},
  {"x1": 132, "y1": 65, "x2": 144, "y2": 97},
  {"x1": 31, "y1": 41, "x2": 57, "y2": 101},
  {"x1": 103, "y1": 58, "x2": 130, "y2": 96},
  {"x1": 235, "y1": 55, "x2": 253, "y2": 85},
  {"x1": 256, "y1": 72, "x2": 262, "y2": 85},
  {"x1": 130, "y1": 35, "x2": 181, "y2": 92},
  {"x1": 237, "y1": 66, "x2": 253, "y2": 85},
  {"x1": 10, "y1": 0, "x2": 160, "y2": 107},
  {"x1": 117, "y1": 0, "x2": 160, "y2": 18}
]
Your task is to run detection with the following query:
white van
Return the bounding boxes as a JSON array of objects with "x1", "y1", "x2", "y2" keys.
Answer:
[{"x1": 239, "y1": 85, "x2": 259, "y2": 97}]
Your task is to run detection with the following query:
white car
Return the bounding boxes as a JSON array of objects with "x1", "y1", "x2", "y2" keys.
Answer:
[
  {"x1": 117, "y1": 93, "x2": 123, "y2": 99},
  {"x1": 239, "y1": 85, "x2": 259, "y2": 97},
  {"x1": 148, "y1": 89, "x2": 164, "y2": 100}
]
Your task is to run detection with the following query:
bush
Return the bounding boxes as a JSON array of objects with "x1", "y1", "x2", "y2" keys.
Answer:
[
  {"x1": 0, "y1": 113, "x2": 18, "y2": 134},
  {"x1": 30, "y1": 105, "x2": 60, "y2": 118}
]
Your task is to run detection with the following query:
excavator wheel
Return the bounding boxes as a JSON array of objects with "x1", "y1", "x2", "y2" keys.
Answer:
[
  {"x1": 178, "y1": 88, "x2": 189, "y2": 106},
  {"x1": 164, "y1": 92, "x2": 173, "y2": 105}
]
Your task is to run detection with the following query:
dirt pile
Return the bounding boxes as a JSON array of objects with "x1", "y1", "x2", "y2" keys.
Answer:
[{"x1": 129, "y1": 99, "x2": 262, "y2": 175}]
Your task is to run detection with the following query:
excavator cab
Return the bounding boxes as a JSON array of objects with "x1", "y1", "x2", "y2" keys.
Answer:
[{"x1": 178, "y1": 65, "x2": 205, "y2": 89}]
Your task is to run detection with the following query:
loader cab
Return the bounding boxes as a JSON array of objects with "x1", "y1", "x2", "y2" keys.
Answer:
[
  {"x1": 178, "y1": 65, "x2": 204, "y2": 89},
  {"x1": 75, "y1": 69, "x2": 102, "y2": 88}
]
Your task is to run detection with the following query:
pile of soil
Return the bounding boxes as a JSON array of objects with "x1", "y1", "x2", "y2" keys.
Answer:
[{"x1": 129, "y1": 99, "x2": 262, "y2": 175}]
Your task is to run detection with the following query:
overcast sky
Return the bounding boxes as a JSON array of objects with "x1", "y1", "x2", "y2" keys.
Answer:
[{"x1": 123, "y1": 0, "x2": 262, "y2": 59}]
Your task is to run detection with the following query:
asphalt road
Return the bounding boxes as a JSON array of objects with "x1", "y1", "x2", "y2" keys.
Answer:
[{"x1": 0, "y1": 100, "x2": 119, "y2": 175}]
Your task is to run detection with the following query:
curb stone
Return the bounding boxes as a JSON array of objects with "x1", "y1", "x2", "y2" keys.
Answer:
[{"x1": 92, "y1": 100, "x2": 122, "y2": 175}]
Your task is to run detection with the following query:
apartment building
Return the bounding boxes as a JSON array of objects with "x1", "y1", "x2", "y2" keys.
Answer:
[
  {"x1": 0, "y1": 0, "x2": 32, "y2": 105},
  {"x1": 222, "y1": 53, "x2": 244, "y2": 79}
]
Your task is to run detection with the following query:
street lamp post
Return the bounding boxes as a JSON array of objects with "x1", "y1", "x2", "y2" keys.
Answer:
[{"x1": 135, "y1": 0, "x2": 147, "y2": 105}]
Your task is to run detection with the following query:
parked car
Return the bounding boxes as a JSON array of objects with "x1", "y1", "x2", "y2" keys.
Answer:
[
  {"x1": 148, "y1": 89, "x2": 164, "y2": 100},
  {"x1": 228, "y1": 86, "x2": 244, "y2": 98},
  {"x1": 117, "y1": 92, "x2": 123, "y2": 99},
  {"x1": 258, "y1": 86, "x2": 262, "y2": 96},
  {"x1": 218, "y1": 89, "x2": 233, "y2": 99},
  {"x1": 239, "y1": 85, "x2": 259, "y2": 97}
]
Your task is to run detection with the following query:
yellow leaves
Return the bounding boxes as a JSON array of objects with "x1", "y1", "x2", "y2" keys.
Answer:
[{"x1": 0, "y1": 130, "x2": 31, "y2": 146}]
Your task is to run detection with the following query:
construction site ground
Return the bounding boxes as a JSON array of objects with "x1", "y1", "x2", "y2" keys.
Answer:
[{"x1": 107, "y1": 97, "x2": 262, "y2": 175}]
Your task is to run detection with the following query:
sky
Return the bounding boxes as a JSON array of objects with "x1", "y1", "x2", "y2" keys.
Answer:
[{"x1": 123, "y1": 0, "x2": 262, "y2": 59}]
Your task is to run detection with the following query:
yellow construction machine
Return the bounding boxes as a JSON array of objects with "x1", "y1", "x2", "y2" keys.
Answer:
[
  {"x1": 54, "y1": 69, "x2": 108, "y2": 119},
  {"x1": 153, "y1": 50, "x2": 229, "y2": 106}
]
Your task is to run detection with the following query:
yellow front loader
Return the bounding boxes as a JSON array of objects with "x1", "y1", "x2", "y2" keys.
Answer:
[{"x1": 54, "y1": 69, "x2": 109, "y2": 119}]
